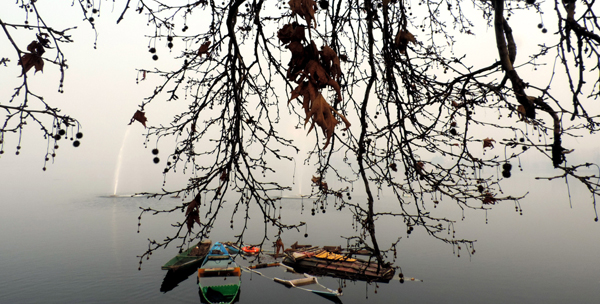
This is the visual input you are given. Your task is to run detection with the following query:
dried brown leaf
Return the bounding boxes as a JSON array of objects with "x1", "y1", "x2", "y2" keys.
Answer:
[
  {"x1": 482, "y1": 192, "x2": 497, "y2": 205},
  {"x1": 128, "y1": 110, "x2": 147, "y2": 128},
  {"x1": 277, "y1": 22, "x2": 306, "y2": 44},
  {"x1": 395, "y1": 30, "x2": 416, "y2": 54},
  {"x1": 483, "y1": 137, "x2": 495, "y2": 149},
  {"x1": 304, "y1": 92, "x2": 350, "y2": 148},
  {"x1": 185, "y1": 194, "x2": 201, "y2": 232},
  {"x1": 288, "y1": 0, "x2": 318, "y2": 29},
  {"x1": 198, "y1": 41, "x2": 211, "y2": 56}
]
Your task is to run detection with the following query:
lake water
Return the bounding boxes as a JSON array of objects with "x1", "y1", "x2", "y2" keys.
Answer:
[{"x1": 1, "y1": 173, "x2": 599, "y2": 304}]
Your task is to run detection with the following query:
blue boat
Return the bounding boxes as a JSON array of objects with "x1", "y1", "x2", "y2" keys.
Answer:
[{"x1": 197, "y1": 242, "x2": 241, "y2": 304}]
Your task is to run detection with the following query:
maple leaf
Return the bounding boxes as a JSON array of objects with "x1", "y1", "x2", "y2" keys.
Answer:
[
  {"x1": 320, "y1": 45, "x2": 341, "y2": 82},
  {"x1": 19, "y1": 40, "x2": 46, "y2": 75},
  {"x1": 304, "y1": 59, "x2": 329, "y2": 86},
  {"x1": 304, "y1": 92, "x2": 350, "y2": 148},
  {"x1": 395, "y1": 30, "x2": 417, "y2": 54},
  {"x1": 289, "y1": 0, "x2": 318, "y2": 29},
  {"x1": 198, "y1": 41, "x2": 211, "y2": 56},
  {"x1": 128, "y1": 110, "x2": 148, "y2": 128},
  {"x1": 277, "y1": 22, "x2": 306, "y2": 44},
  {"x1": 483, "y1": 137, "x2": 495, "y2": 149},
  {"x1": 185, "y1": 194, "x2": 201, "y2": 232}
]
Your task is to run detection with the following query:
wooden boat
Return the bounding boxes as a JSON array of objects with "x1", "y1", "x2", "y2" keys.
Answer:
[
  {"x1": 283, "y1": 247, "x2": 395, "y2": 282},
  {"x1": 198, "y1": 242, "x2": 241, "y2": 304},
  {"x1": 161, "y1": 239, "x2": 212, "y2": 271}
]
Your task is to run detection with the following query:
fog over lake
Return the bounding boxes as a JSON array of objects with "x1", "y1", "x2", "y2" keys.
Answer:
[{"x1": 2, "y1": 1, "x2": 600, "y2": 303}]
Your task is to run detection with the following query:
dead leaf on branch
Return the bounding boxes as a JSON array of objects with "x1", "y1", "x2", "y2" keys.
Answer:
[
  {"x1": 415, "y1": 161, "x2": 424, "y2": 174},
  {"x1": 320, "y1": 45, "x2": 341, "y2": 82},
  {"x1": 304, "y1": 92, "x2": 350, "y2": 148},
  {"x1": 19, "y1": 40, "x2": 46, "y2": 75},
  {"x1": 288, "y1": 0, "x2": 318, "y2": 29},
  {"x1": 311, "y1": 175, "x2": 328, "y2": 191},
  {"x1": 277, "y1": 22, "x2": 306, "y2": 44},
  {"x1": 185, "y1": 194, "x2": 201, "y2": 232},
  {"x1": 395, "y1": 30, "x2": 417, "y2": 54},
  {"x1": 128, "y1": 110, "x2": 148, "y2": 128},
  {"x1": 198, "y1": 41, "x2": 211, "y2": 56},
  {"x1": 517, "y1": 105, "x2": 527, "y2": 121},
  {"x1": 482, "y1": 192, "x2": 497, "y2": 205},
  {"x1": 483, "y1": 137, "x2": 495, "y2": 149}
]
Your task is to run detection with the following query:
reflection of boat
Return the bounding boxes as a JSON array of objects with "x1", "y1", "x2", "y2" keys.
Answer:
[
  {"x1": 160, "y1": 267, "x2": 197, "y2": 293},
  {"x1": 283, "y1": 247, "x2": 395, "y2": 282},
  {"x1": 198, "y1": 242, "x2": 241, "y2": 304},
  {"x1": 162, "y1": 239, "x2": 212, "y2": 271}
]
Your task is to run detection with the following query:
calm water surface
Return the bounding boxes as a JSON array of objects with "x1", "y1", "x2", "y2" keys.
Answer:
[{"x1": 1, "y1": 177, "x2": 599, "y2": 303}]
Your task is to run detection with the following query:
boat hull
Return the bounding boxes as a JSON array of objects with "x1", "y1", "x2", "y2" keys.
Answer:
[
  {"x1": 161, "y1": 239, "x2": 212, "y2": 271},
  {"x1": 198, "y1": 242, "x2": 241, "y2": 304}
]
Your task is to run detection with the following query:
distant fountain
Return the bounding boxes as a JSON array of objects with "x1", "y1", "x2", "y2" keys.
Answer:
[{"x1": 112, "y1": 128, "x2": 131, "y2": 196}]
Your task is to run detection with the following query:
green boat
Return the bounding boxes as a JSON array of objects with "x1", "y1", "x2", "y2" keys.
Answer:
[
  {"x1": 198, "y1": 242, "x2": 241, "y2": 304},
  {"x1": 161, "y1": 239, "x2": 212, "y2": 271}
]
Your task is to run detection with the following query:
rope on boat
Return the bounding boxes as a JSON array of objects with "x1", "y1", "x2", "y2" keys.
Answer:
[{"x1": 240, "y1": 263, "x2": 342, "y2": 297}]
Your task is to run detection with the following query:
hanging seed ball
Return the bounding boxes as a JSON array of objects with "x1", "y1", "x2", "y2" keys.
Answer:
[
  {"x1": 407, "y1": 229, "x2": 411, "y2": 234},
  {"x1": 58, "y1": 129, "x2": 66, "y2": 136},
  {"x1": 182, "y1": 25, "x2": 188, "y2": 32},
  {"x1": 450, "y1": 128, "x2": 457, "y2": 135},
  {"x1": 76, "y1": 132, "x2": 83, "y2": 139},
  {"x1": 409, "y1": 226, "x2": 414, "y2": 232},
  {"x1": 168, "y1": 42, "x2": 173, "y2": 48},
  {"x1": 304, "y1": 233, "x2": 308, "y2": 238},
  {"x1": 166, "y1": 161, "x2": 171, "y2": 166},
  {"x1": 92, "y1": 8, "x2": 98, "y2": 13},
  {"x1": 54, "y1": 145, "x2": 59, "y2": 149},
  {"x1": 149, "y1": 47, "x2": 156, "y2": 53},
  {"x1": 502, "y1": 163, "x2": 512, "y2": 171},
  {"x1": 152, "y1": 54, "x2": 159, "y2": 61},
  {"x1": 400, "y1": 278, "x2": 405, "y2": 283},
  {"x1": 152, "y1": 148, "x2": 159, "y2": 155},
  {"x1": 16, "y1": 145, "x2": 21, "y2": 150},
  {"x1": 54, "y1": 134, "x2": 61, "y2": 140},
  {"x1": 537, "y1": 23, "x2": 543, "y2": 29},
  {"x1": 153, "y1": 157, "x2": 160, "y2": 164},
  {"x1": 42, "y1": 167, "x2": 46, "y2": 171},
  {"x1": 73, "y1": 140, "x2": 80, "y2": 147},
  {"x1": 542, "y1": 28, "x2": 547, "y2": 34},
  {"x1": 16, "y1": 151, "x2": 20, "y2": 155},
  {"x1": 89, "y1": 17, "x2": 94, "y2": 22},
  {"x1": 502, "y1": 170, "x2": 511, "y2": 178},
  {"x1": 522, "y1": 146, "x2": 528, "y2": 151},
  {"x1": 167, "y1": 36, "x2": 173, "y2": 42},
  {"x1": 519, "y1": 138, "x2": 525, "y2": 142}
]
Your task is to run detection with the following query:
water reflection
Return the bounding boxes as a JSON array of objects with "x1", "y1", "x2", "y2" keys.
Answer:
[{"x1": 160, "y1": 268, "x2": 197, "y2": 293}]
